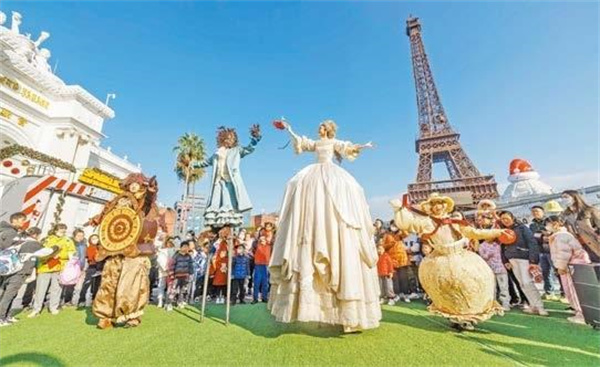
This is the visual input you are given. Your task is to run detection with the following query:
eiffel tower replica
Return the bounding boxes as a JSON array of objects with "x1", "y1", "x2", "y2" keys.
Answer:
[{"x1": 405, "y1": 16, "x2": 499, "y2": 209}]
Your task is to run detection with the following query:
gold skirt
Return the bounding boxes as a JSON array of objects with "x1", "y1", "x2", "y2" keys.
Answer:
[
  {"x1": 92, "y1": 256, "x2": 151, "y2": 323},
  {"x1": 419, "y1": 239, "x2": 503, "y2": 324}
]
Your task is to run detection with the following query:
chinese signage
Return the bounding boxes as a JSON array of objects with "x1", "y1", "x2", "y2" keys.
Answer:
[
  {"x1": 78, "y1": 168, "x2": 122, "y2": 195},
  {"x1": 0, "y1": 107, "x2": 28, "y2": 127},
  {"x1": 0, "y1": 75, "x2": 50, "y2": 109}
]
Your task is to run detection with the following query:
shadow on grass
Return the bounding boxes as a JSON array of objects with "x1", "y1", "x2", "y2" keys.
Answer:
[
  {"x1": 466, "y1": 335, "x2": 600, "y2": 367},
  {"x1": 479, "y1": 301, "x2": 600, "y2": 355},
  {"x1": 187, "y1": 301, "x2": 460, "y2": 339},
  {"x1": 79, "y1": 306, "x2": 98, "y2": 326},
  {"x1": 0, "y1": 352, "x2": 66, "y2": 367},
  {"x1": 191, "y1": 303, "x2": 345, "y2": 338}
]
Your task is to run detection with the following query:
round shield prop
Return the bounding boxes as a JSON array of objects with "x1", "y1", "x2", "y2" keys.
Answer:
[{"x1": 99, "y1": 206, "x2": 142, "y2": 252}]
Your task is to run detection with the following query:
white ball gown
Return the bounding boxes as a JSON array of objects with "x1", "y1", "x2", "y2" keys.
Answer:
[{"x1": 268, "y1": 127, "x2": 381, "y2": 331}]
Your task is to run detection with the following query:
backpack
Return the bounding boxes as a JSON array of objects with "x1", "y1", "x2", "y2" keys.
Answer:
[
  {"x1": 0, "y1": 243, "x2": 25, "y2": 276},
  {"x1": 0, "y1": 225, "x2": 19, "y2": 250},
  {"x1": 59, "y1": 256, "x2": 82, "y2": 285}
]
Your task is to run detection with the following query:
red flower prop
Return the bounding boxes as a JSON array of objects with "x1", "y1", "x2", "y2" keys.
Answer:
[
  {"x1": 273, "y1": 119, "x2": 286, "y2": 130},
  {"x1": 498, "y1": 229, "x2": 517, "y2": 245}
]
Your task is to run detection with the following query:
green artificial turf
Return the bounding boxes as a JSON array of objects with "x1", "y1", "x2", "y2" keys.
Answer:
[{"x1": 0, "y1": 301, "x2": 598, "y2": 367}]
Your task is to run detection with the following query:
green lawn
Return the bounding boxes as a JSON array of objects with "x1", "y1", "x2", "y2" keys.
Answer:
[{"x1": 0, "y1": 301, "x2": 598, "y2": 367}]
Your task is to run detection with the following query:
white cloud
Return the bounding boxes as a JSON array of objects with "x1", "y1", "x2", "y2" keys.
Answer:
[
  {"x1": 368, "y1": 193, "x2": 402, "y2": 221},
  {"x1": 544, "y1": 170, "x2": 599, "y2": 191}
]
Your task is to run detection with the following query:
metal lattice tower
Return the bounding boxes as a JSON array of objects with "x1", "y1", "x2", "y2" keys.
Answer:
[{"x1": 406, "y1": 16, "x2": 499, "y2": 207}]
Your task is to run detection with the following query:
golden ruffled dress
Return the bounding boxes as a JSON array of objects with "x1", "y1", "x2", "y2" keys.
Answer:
[{"x1": 394, "y1": 208, "x2": 504, "y2": 324}]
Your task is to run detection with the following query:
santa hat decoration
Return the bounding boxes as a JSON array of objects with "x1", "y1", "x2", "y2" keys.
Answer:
[{"x1": 509, "y1": 159, "x2": 534, "y2": 176}]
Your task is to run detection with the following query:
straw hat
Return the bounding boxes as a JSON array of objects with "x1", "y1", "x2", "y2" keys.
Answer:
[{"x1": 419, "y1": 193, "x2": 455, "y2": 214}]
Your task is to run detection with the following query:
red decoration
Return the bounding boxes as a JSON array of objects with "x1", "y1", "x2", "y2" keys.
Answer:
[
  {"x1": 273, "y1": 119, "x2": 286, "y2": 130},
  {"x1": 529, "y1": 264, "x2": 543, "y2": 283},
  {"x1": 2, "y1": 160, "x2": 13, "y2": 167},
  {"x1": 401, "y1": 193, "x2": 410, "y2": 207},
  {"x1": 509, "y1": 158, "x2": 534, "y2": 175},
  {"x1": 10, "y1": 168, "x2": 20, "y2": 175},
  {"x1": 498, "y1": 229, "x2": 517, "y2": 245}
]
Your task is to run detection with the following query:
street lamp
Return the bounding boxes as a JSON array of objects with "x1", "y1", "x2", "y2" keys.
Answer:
[{"x1": 105, "y1": 93, "x2": 117, "y2": 106}]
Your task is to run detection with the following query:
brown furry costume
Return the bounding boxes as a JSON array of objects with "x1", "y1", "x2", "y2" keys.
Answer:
[{"x1": 88, "y1": 173, "x2": 166, "y2": 329}]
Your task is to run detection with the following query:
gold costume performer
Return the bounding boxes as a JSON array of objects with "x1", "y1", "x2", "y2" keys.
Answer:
[
  {"x1": 390, "y1": 193, "x2": 507, "y2": 330},
  {"x1": 87, "y1": 173, "x2": 166, "y2": 329}
]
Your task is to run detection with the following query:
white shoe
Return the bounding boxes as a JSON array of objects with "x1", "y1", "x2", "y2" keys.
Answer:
[
  {"x1": 50, "y1": 310, "x2": 59, "y2": 316},
  {"x1": 462, "y1": 323, "x2": 475, "y2": 331},
  {"x1": 408, "y1": 293, "x2": 419, "y2": 300},
  {"x1": 403, "y1": 297, "x2": 411, "y2": 303},
  {"x1": 537, "y1": 308, "x2": 549, "y2": 317},
  {"x1": 567, "y1": 316, "x2": 586, "y2": 325},
  {"x1": 166, "y1": 304, "x2": 173, "y2": 312},
  {"x1": 27, "y1": 312, "x2": 40, "y2": 318},
  {"x1": 157, "y1": 299, "x2": 163, "y2": 308},
  {"x1": 0, "y1": 320, "x2": 10, "y2": 327},
  {"x1": 387, "y1": 300, "x2": 396, "y2": 306},
  {"x1": 178, "y1": 303, "x2": 185, "y2": 309},
  {"x1": 393, "y1": 295, "x2": 400, "y2": 302},
  {"x1": 6, "y1": 316, "x2": 18, "y2": 323}
]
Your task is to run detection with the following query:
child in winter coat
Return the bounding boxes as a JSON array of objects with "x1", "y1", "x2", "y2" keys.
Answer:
[
  {"x1": 210, "y1": 238, "x2": 229, "y2": 304},
  {"x1": 377, "y1": 245, "x2": 395, "y2": 305},
  {"x1": 231, "y1": 245, "x2": 250, "y2": 305},
  {"x1": 546, "y1": 216, "x2": 591, "y2": 325},
  {"x1": 156, "y1": 237, "x2": 176, "y2": 308},
  {"x1": 171, "y1": 241, "x2": 194, "y2": 309}
]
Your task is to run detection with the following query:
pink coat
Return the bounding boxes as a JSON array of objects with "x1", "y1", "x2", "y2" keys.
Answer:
[{"x1": 549, "y1": 229, "x2": 590, "y2": 271}]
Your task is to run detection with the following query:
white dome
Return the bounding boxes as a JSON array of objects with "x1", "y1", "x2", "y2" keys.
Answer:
[{"x1": 502, "y1": 171, "x2": 554, "y2": 202}]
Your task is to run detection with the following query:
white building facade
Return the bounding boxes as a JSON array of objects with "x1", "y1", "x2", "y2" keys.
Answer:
[{"x1": 0, "y1": 10, "x2": 140, "y2": 233}]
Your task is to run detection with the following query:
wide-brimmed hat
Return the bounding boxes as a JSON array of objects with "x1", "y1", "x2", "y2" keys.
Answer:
[
  {"x1": 419, "y1": 193, "x2": 455, "y2": 214},
  {"x1": 477, "y1": 199, "x2": 497, "y2": 211}
]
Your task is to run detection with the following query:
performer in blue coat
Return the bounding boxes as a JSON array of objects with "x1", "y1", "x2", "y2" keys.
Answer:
[{"x1": 193, "y1": 124, "x2": 261, "y2": 229}]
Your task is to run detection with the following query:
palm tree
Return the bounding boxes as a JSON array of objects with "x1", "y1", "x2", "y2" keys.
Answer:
[{"x1": 173, "y1": 133, "x2": 207, "y2": 197}]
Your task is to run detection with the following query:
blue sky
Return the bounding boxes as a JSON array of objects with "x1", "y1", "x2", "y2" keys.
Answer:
[{"x1": 5, "y1": 1, "x2": 599, "y2": 219}]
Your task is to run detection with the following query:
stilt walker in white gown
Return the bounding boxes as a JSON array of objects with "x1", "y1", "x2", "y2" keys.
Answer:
[{"x1": 268, "y1": 119, "x2": 381, "y2": 333}]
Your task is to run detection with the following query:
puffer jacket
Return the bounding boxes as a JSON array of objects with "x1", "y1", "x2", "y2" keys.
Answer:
[
  {"x1": 37, "y1": 235, "x2": 76, "y2": 273},
  {"x1": 172, "y1": 252, "x2": 194, "y2": 278},
  {"x1": 549, "y1": 229, "x2": 591, "y2": 270},
  {"x1": 232, "y1": 254, "x2": 250, "y2": 279}
]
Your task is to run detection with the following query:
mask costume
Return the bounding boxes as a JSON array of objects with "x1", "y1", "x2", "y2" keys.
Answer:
[
  {"x1": 391, "y1": 193, "x2": 506, "y2": 331},
  {"x1": 88, "y1": 173, "x2": 167, "y2": 329}
]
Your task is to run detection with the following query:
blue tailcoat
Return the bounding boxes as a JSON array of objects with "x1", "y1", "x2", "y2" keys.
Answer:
[{"x1": 194, "y1": 136, "x2": 260, "y2": 213}]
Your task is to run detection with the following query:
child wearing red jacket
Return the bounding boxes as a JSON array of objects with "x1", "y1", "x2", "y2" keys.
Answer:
[
  {"x1": 252, "y1": 234, "x2": 271, "y2": 304},
  {"x1": 210, "y1": 239, "x2": 229, "y2": 305},
  {"x1": 377, "y1": 245, "x2": 395, "y2": 305}
]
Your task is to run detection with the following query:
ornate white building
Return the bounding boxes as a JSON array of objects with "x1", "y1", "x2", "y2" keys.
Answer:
[{"x1": 0, "y1": 10, "x2": 141, "y2": 233}]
